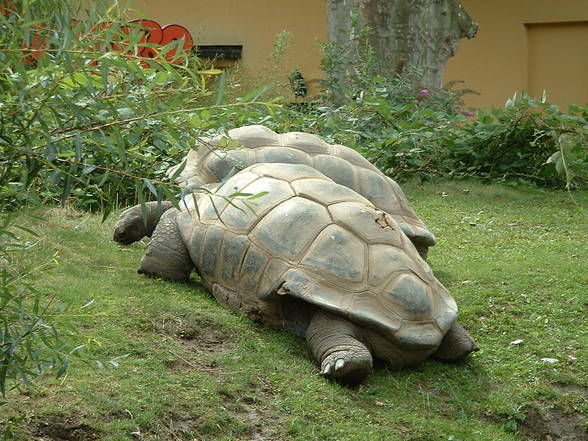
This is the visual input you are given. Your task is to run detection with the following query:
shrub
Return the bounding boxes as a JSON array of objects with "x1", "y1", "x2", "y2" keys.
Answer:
[
  {"x1": 0, "y1": 0, "x2": 273, "y2": 393},
  {"x1": 222, "y1": 23, "x2": 587, "y2": 189},
  {"x1": 449, "y1": 94, "x2": 588, "y2": 188}
]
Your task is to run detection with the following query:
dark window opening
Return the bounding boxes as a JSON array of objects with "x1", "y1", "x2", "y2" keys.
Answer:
[{"x1": 196, "y1": 45, "x2": 243, "y2": 60}]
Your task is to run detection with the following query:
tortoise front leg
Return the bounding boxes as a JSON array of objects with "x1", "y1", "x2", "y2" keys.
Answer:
[
  {"x1": 113, "y1": 201, "x2": 174, "y2": 245},
  {"x1": 306, "y1": 310, "x2": 373, "y2": 384},
  {"x1": 137, "y1": 208, "x2": 193, "y2": 282}
]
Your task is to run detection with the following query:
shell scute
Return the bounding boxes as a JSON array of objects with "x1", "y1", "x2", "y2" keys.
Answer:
[
  {"x1": 228, "y1": 125, "x2": 280, "y2": 147},
  {"x1": 219, "y1": 231, "x2": 250, "y2": 289},
  {"x1": 249, "y1": 197, "x2": 331, "y2": 261},
  {"x1": 358, "y1": 168, "x2": 402, "y2": 214},
  {"x1": 258, "y1": 259, "x2": 290, "y2": 299},
  {"x1": 216, "y1": 177, "x2": 295, "y2": 234},
  {"x1": 385, "y1": 273, "x2": 433, "y2": 321},
  {"x1": 312, "y1": 154, "x2": 359, "y2": 189},
  {"x1": 435, "y1": 307, "x2": 458, "y2": 335},
  {"x1": 331, "y1": 144, "x2": 380, "y2": 171},
  {"x1": 224, "y1": 149, "x2": 252, "y2": 169},
  {"x1": 199, "y1": 170, "x2": 259, "y2": 224},
  {"x1": 249, "y1": 162, "x2": 327, "y2": 182},
  {"x1": 280, "y1": 132, "x2": 330, "y2": 154},
  {"x1": 255, "y1": 146, "x2": 312, "y2": 166},
  {"x1": 198, "y1": 225, "x2": 224, "y2": 279},
  {"x1": 394, "y1": 323, "x2": 441, "y2": 349},
  {"x1": 238, "y1": 244, "x2": 270, "y2": 295},
  {"x1": 183, "y1": 219, "x2": 205, "y2": 265},
  {"x1": 300, "y1": 225, "x2": 365, "y2": 284},
  {"x1": 329, "y1": 202, "x2": 403, "y2": 246},
  {"x1": 301, "y1": 282, "x2": 354, "y2": 315},
  {"x1": 348, "y1": 291, "x2": 403, "y2": 333},
  {"x1": 368, "y1": 245, "x2": 433, "y2": 288},
  {"x1": 291, "y1": 178, "x2": 370, "y2": 206},
  {"x1": 207, "y1": 151, "x2": 233, "y2": 181}
]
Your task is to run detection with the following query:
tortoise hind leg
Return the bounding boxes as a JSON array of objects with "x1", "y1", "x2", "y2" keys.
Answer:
[
  {"x1": 306, "y1": 310, "x2": 373, "y2": 384},
  {"x1": 113, "y1": 200, "x2": 174, "y2": 245},
  {"x1": 432, "y1": 322, "x2": 478, "y2": 362}
]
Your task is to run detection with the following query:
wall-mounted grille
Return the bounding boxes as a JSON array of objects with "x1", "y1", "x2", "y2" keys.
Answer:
[{"x1": 196, "y1": 45, "x2": 243, "y2": 60}]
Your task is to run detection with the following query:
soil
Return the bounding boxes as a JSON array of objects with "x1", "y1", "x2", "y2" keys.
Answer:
[
  {"x1": 33, "y1": 416, "x2": 100, "y2": 441},
  {"x1": 518, "y1": 407, "x2": 588, "y2": 441},
  {"x1": 221, "y1": 377, "x2": 284, "y2": 441},
  {"x1": 148, "y1": 375, "x2": 282, "y2": 441},
  {"x1": 157, "y1": 311, "x2": 236, "y2": 355}
]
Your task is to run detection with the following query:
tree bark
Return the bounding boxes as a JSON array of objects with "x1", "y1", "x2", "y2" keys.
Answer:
[{"x1": 326, "y1": 0, "x2": 478, "y2": 89}]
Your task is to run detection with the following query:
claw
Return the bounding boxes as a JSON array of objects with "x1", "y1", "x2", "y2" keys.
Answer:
[
  {"x1": 335, "y1": 359, "x2": 345, "y2": 371},
  {"x1": 320, "y1": 363, "x2": 332, "y2": 376}
]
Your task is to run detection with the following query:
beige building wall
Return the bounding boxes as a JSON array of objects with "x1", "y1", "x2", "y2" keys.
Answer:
[
  {"x1": 444, "y1": 0, "x2": 588, "y2": 109},
  {"x1": 134, "y1": 1, "x2": 587, "y2": 109},
  {"x1": 132, "y1": 0, "x2": 327, "y2": 94}
]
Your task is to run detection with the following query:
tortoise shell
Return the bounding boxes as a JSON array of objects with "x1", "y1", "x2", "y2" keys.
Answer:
[
  {"x1": 176, "y1": 163, "x2": 457, "y2": 364},
  {"x1": 168, "y1": 125, "x2": 436, "y2": 256}
]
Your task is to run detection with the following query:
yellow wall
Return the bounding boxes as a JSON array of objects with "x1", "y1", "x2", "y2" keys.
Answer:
[
  {"x1": 132, "y1": 0, "x2": 327, "y2": 94},
  {"x1": 134, "y1": 1, "x2": 588, "y2": 109},
  {"x1": 444, "y1": 0, "x2": 588, "y2": 109}
]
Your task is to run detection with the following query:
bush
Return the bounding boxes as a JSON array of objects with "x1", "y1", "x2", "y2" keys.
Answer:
[
  {"x1": 1, "y1": 2, "x2": 212, "y2": 212},
  {"x1": 0, "y1": 0, "x2": 273, "y2": 393},
  {"x1": 449, "y1": 94, "x2": 588, "y2": 188},
  {"x1": 228, "y1": 42, "x2": 587, "y2": 188}
]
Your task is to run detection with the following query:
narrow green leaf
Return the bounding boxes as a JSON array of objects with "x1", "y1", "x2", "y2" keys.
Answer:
[
  {"x1": 69, "y1": 344, "x2": 86, "y2": 355},
  {"x1": 55, "y1": 358, "x2": 69, "y2": 378},
  {"x1": 143, "y1": 179, "x2": 158, "y2": 199},
  {"x1": 214, "y1": 71, "x2": 227, "y2": 106},
  {"x1": 168, "y1": 160, "x2": 187, "y2": 182}
]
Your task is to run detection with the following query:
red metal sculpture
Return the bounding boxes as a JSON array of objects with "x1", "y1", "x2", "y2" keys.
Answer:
[
  {"x1": 126, "y1": 19, "x2": 194, "y2": 65},
  {"x1": 2, "y1": 1, "x2": 194, "y2": 66}
]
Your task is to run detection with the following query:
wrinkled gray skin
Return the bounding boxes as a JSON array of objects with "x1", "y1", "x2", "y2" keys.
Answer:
[
  {"x1": 113, "y1": 191, "x2": 477, "y2": 384},
  {"x1": 113, "y1": 201, "x2": 174, "y2": 245}
]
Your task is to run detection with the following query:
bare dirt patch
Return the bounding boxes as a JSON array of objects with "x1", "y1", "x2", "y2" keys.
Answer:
[
  {"x1": 156, "y1": 311, "x2": 236, "y2": 372},
  {"x1": 148, "y1": 379, "x2": 283, "y2": 441},
  {"x1": 221, "y1": 377, "x2": 284, "y2": 441},
  {"x1": 33, "y1": 416, "x2": 100, "y2": 441},
  {"x1": 231, "y1": 397, "x2": 282, "y2": 441},
  {"x1": 518, "y1": 407, "x2": 588, "y2": 441},
  {"x1": 157, "y1": 311, "x2": 236, "y2": 354},
  {"x1": 554, "y1": 384, "x2": 588, "y2": 397}
]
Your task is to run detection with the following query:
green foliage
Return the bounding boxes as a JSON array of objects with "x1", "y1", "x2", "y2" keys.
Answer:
[
  {"x1": 0, "y1": 215, "x2": 70, "y2": 397},
  {"x1": 1, "y1": 2, "x2": 214, "y2": 212},
  {"x1": 290, "y1": 87, "x2": 586, "y2": 188},
  {"x1": 225, "y1": 29, "x2": 587, "y2": 189},
  {"x1": 450, "y1": 94, "x2": 588, "y2": 188},
  {"x1": 0, "y1": 0, "x2": 201, "y2": 393},
  {"x1": 0, "y1": 0, "x2": 273, "y2": 394}
]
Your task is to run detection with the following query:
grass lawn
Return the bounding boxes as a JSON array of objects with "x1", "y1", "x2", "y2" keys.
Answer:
[{"x1": 1, "y1": 179, "x2": 587, "y2": 441}]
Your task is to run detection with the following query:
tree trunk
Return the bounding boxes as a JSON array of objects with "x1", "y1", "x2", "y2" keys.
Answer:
[{"x1": 326, "y1": 0, "x2": 478, "y2": 89}]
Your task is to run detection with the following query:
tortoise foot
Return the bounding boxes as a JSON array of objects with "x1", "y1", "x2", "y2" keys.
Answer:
[
  {"x1": 320, "y1": 346, "x2": 373, "y2": 384},
  {"x1": 306, "y1": 310, "x2": 373, "y2": 384}
]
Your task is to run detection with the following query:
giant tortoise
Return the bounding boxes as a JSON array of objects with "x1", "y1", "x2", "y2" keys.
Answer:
[
  {"x1": 116, "y1": 163, "x2": 477, "y2": 383},
  {"x1": 167, "y1": 125, "x2": 436, "y2": 259}
]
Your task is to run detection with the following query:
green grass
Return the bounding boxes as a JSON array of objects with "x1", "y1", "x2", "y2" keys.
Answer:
[{"x1": 2, "y1": 180, "x2": 587, "y2": 441}]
